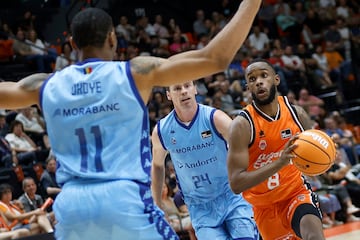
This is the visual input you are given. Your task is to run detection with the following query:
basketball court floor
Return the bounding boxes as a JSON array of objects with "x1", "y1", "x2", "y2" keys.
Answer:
[{"x1": 324, "y1": 221, "x2": 360, "y2": 240}]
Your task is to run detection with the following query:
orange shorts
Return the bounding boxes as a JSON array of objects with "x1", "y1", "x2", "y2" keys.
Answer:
[{"x1": 253, "y1": 189, "x2": 321, "y2": 240}]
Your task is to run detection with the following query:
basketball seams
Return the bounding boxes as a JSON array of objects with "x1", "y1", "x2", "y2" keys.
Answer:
[
  {"x1": 293, "y1": 138, "x2": 332, "y2": 164},
  {"x1": 291, "y1": 129, "x2": 336, "y2": 176}
]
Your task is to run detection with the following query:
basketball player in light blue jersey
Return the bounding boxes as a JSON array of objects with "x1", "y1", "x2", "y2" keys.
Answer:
[
  {"x1": 0, "y1": 2, "x2": 261, "y2": 239},
  {"x1": 152, "y1": 81, "x2": 259, "y2": 240}
]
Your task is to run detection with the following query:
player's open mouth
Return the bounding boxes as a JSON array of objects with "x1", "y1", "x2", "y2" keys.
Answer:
[{"x1": 257, "y1": 89, "x2": 266, "y2": 95}]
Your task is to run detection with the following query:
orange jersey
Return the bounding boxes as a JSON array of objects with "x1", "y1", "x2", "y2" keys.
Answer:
[{"x1": 242, "y1": 96, "x2": 307, "y2": 207}]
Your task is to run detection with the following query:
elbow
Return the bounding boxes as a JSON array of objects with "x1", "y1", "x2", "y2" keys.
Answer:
[{"x1": 228, "y1": 176, "x2": 244, "y2": 195}]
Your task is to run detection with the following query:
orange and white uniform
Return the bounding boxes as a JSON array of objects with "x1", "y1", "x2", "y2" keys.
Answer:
[{"x1": 241, "y1": 96, "x2": 321, "y2": 240}]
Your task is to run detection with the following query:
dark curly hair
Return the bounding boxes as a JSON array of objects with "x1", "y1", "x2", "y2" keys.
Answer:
[{"x1": 71, "y1": 8, "x2": 113, "y2": 49}]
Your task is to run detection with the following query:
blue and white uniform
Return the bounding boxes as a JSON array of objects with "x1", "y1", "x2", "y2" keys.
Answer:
[
  {"x1": 40, "y1": 59, "x2": 178, "y2": 240},
  {"x1": 158, "y1": 104, "x2": 258, "y2": 240}
]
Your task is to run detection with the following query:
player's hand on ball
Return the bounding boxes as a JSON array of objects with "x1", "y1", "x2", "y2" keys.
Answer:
[{"x1": 279, "y1": 134, "x2": 299, "y2": 167}]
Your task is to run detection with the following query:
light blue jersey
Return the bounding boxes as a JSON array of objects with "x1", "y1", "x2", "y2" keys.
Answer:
[
  {"x1": 158, "y1": 104, "x2": 229, "y2": 201},
  {"x1": 41, "y1": 60, "x2": 151, "y2": 185},
  {"x1": 40, "y1": 59, "x2": 178, "y2": 240},
  {"x1": 158, "y1": 104, "x2": 258, "y2": 240}
]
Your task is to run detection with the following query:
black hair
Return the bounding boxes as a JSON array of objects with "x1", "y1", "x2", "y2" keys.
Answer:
[
  {"x1": 246, "y1": 58, "x2": 276, "y2": 73},
  {"x1": 71, "y1": 8, "x2": 113, "y2": 49},
  {"x1": 0, "y1": 183, "x2": 13, "y2": 199},
  {"x1": 9, "y1": 120, "x2": 24, "y2": 132}
]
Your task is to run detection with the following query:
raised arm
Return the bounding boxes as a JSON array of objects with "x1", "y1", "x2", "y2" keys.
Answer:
[
  {"x1": 151, "y1": 124, "x2": 168, "y2": 208},
  {"x1": 0, "y1": 73, "x2": 49, "y2": 109}
]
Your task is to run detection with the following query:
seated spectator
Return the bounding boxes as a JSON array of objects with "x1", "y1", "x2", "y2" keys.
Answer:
[
  {"x1": 281, "y1": 45, "x2": 307, "y2": 91},
  {"x1": 308, "y1": 173, "x2": 360, "y2": 223},
  {"x1": 325, "y1": 147, "x2": 360, "y2": 211},
  {"x1": 0, "y1": 136, "x2": 18, "y2": 168},
  {"x1": 311, "y1": 44, "x2": 335, "y2": 88},
  {"x1": 297, "y1": 88, "x2": 325, "y2": 120},
  {"x1": 40, "y1": 155, "x2": 61, "y2": 201},
  {"x1": 18, "y1": 178, "x2": 55, "y2": 227},
  {"x1": 12, "y1": 29, "x2": 51, "y2": 73},
  {"x1": 25, "y1": 29, "x2": 56, "y2": 73},
  {"x1": 0, "y1": 184, "x2": 43, "y2": 235},
  {"x1": 267, "y1": 47, "x2": 288, "y2": 95},
  {"x1": 275, "y1": 4, "x2": 303, "y2": 45},
  {"x1": 173, "y1": 191, "x2": 197, "y2": 240},
  {"x1": 247, "y1": 25, "x2": 270, "y2": 58},
  {"x1": 305, "y1": 175, "x2": 343, "y2": 228},
  {"x1": 0, "y1": 110, "x2": 10, "y2": 137},
  {"x1": 324, "y1": 116, "x2": 358, "y2": 165},
  {"x1": 0, "y1": 213, "x2": 31, "y2": 239},
  {"x1": 160, "y1": 183, "x2": 193, "y2": 235},
  {"x1": 5, "y1": 120, "x2": 48, "y2": 166},
  {"x1": 286, "y1": 90, "x2": 298, "y2": 105},
  {"x1": 15, "y1": 107, "x2": 50, "y2": 150},
  {"x1": 323, "y1": 41, "x2": 352, "y2": 94},
  {"x1": 54, "y1": 41, "x2": 75, "y2": 71}
]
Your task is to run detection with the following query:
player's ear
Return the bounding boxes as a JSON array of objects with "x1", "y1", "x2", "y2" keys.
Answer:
[
  {"x1": 166, "y1": 89, "x2": 171, "y2": 101},
  {"x1": 274, "y1": 73, "x2": 281, "y2": 86},
  {"x1": 69, "y1": 37, "x2": 78, "y2": 51},
  {"x1": 108, "y1": 30, "x2": 117, "y2": 49}
]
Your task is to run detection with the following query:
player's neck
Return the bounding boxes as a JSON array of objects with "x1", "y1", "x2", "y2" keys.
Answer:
[
  {"x1": 175, "y1": 103, "x2": 198, "y2": 123},
  {"x1": 253, "y1": 101, "x2": 279, "y2": 119},
  {"x1": 79, "y1": 47, "x2": 113, "y2": 62}
]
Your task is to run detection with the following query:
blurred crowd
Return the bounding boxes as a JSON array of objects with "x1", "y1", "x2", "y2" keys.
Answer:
[{"x1": 0, "y1": 0, "x2": 360, "y2": 237}]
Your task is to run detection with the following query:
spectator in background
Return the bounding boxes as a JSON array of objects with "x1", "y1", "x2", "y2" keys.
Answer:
[
  {"x1": 305, "y1": 175, "x2": 344, "y2": 227},
  {"x1": 0, "y1": 218, "x2": 31, "y2": 239},
  {"x1": 302, "y1": 9, "x2": 325, "y2": 50},
  {"x1": 324, "y1": 116, "x2": 358, "y2": 166},
  {"x1": 18, "y1": 177, "x2": 55, "y2": 227},
  {"x1": 0, "y1": 135, "x2": 19, "y2": 168},
  {"x1": 15, "y1": 107, "x2": 50, "y2": 150},
  {"x1": 25, "y1": 29, "x2": 55, "y2": 73},
  {"x1": 115, "y1": 16, "x2": 135, "y2": 42},
  {"x1": 5, "y1": 120, "x2": 48, "y2": 166},
  {"x1": 0, "y1": 110, "x2": 9, "y2": 137},
  {"x1": 0, "y1": 183, "x2": 45, "y2": 235},
  {"x1": 311, "y1": 44, "x2": 335, "y2": 88},
  {"x1": 153, "y1": 14, "x2": 170, "y2": 40},
  {"x1": 248, "y1": 25, "x2": 270, "y2": 58},
  {"x1": 275, "y1": 4, "x2": 303, "y2": 46},
  {"x1": 286, "y1": 90, "x2": 298, "y2": 105},
  {"x1": 159, "y1": 182, "x2": 195, "y2": 238},
  {"x1": 257, "y1": 0, "x2": 277, "y2": 39},
  {"x1": 12, "y1": 29, "x2": 49, "y2": 73},
  {"x1": 297, "y1": 88, "x2": 325, "y2": 121},
  {"x1": 40, "y1": 155, "x2": 61, "y2": 201},
  {"x1": 267, "y1": 47, "x2": 288, "y2": 95},
  {"x1": 281, "y1": 45, "x2": 307, "y2": 91},
  {"x1": 193, "y1": 9, "x2": 208, "y2": 39},
  {"x1": 324, "y1": 20, "x2": 345, "y2": 58},
  {"x1": 54, "y1": 41, "x2": 74, "y2": 71}
]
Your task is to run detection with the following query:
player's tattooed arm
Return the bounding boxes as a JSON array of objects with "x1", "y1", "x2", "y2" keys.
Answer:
[
  {"x1": 18, "y1": 73, "x2": 50, "y2": 91},
  {"x1": 130, "y1": 56, "x2": 164, "y2": 75},
  {"x1": 294, "y1": 105, "x2": 314, "y2": 130}
]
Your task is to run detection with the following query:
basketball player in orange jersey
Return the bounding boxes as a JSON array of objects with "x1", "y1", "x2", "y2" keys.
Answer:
[{"x1": 227, "y1": 59, "x2": 325, "y2": 240}]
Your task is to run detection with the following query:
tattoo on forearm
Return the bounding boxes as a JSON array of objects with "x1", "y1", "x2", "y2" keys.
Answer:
[
  {"x1": 19, "y1": 73, "x2": 49, "y2": 91},
  {"x1": 131, "y1": 57, "x2": 162, "y2": 75}
]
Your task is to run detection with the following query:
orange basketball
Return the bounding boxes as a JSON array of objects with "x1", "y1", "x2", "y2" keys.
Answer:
[{"x1": 291, "y1": 129, "x2": 336, "y2": 176}]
